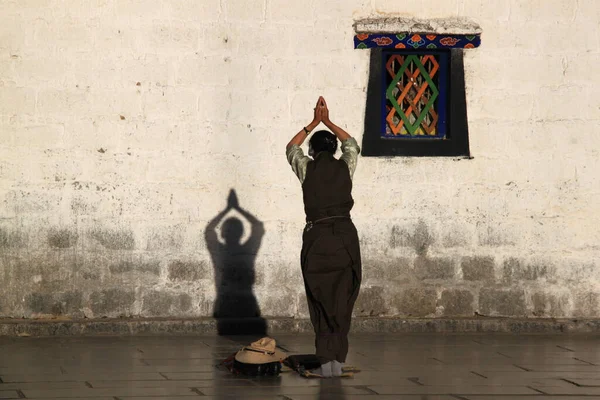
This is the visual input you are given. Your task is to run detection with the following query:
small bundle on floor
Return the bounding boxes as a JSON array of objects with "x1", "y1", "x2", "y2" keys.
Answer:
[{"x1": 221, "y1": 337, "x2": 287, "y2": 377}]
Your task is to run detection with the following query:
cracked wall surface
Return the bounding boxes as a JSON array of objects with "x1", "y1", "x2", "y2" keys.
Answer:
[{"x1": 0, "y1": 0, "x2": 599, "y2": 319}]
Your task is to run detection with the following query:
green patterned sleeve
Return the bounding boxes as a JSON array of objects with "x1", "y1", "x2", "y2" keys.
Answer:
[
  {"x1": 340, "y1": 137, "x2": 361, "y2": 180},
  {"x1": 286, "y1": 145, "x2": 310, "y2": 184}
]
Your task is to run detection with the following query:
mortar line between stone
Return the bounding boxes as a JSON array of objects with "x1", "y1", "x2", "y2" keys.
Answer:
[
  {"x1": 574, "y1": 357, "x2": 595, "y2": 365},
  {"x1": 562, "y1": 378, "x2": 582, "y2": 387},
  {"x1": 557, "y1": 345, "x2": 575, "y2": 352},
  {"x1": 407, "y1": 377, "x2": 424, "y2": 386},
  {"x1": 527, "y1": 385, "x2": 547, "y2": 395},
  {"x1": 159, "y1": 372, "x2": 169, "y2": 380},
  {"x1": 470, "y1": 371, "x2": 488, "y2": 379},
  {"x1": 357, "y1": 385, "x2": 379, "y2": 395}
]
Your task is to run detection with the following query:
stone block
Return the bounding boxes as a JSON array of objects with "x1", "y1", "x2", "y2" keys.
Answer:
[
  {"x1": 574, "y1": 292, "x2": 600, "y2": 318},
  {"x1": 267, "y1": 0, "x2": 314, "y2": 23},
  {"x1": 9, "y1": 124, "x2": 65, "y2": 148},
  {"x1": 479, "y1": 288, "x2": 527, "y2": 317},
  {"x1": 25, "y1": 291, "x2": 83, "y2": 316},
  {"x1": 0, "y1": 87, "x2": 35, "y2": 116},
  {"x1": 390, "y1": 220, "x2": 435, "y2": 255},
  {"x1": 137, "y1": 261, "x2": 161, "y2": 276},
  {"x1": 470, "y1": 92, "x2": 534, "y2": 122},
  {"x1": 227, "y1": 89, "x2": 288, "y2": 124},
  {"x1": 90, "y1": 228, "x2": 135, "y2": 250},
  {"x1": 47, "y1": 228, "x2": 78, "y2": 249},
  {"x1": 297, "y1": 292, "x2": 309, "y2": 318},
  {"x1": 415, "y1": 256, "x2": 455, "y2": 280},
  {"x1": 141, "y1": 291, "x2": 192, "y2": 317},
  {"x1": 532, "y1": 291, "x2": 570, "y2": 318},
  {"x1": 109, "y1": 260, "x2": 161, "y2": 276},
  {"x1": 258, "y1": 294, "x2": 296, "y2": 317},
  {"x1": 393, "y1": 287, "x2": 437, "y2": 317},
  {"x1": 88, "y1": 89, "x2": 143, "y2": 117},
  {"x1": 176, "y1": 56, "x2": 230, "y2": 87},
  {"x1": 145, "y1": 23, "x2": 199, "y2": 51},
  {"x1": 167, "y1": 260, "x2": 206, "y2": 282},
  {"x1": 36, "y1": 88, "x2": 91, "y2": 116},
  {"x1": 0, "y1": 227, "x2": 27, "y2": 248},
  {"x1": 197, "y1": 88, "x2": 232, "y2": 122},
  {"x1": 119, "y1": 55, "x2": 171, "y2": 86},
  {"x1": 477, "y1": 222, "x2": 518, "y2": 247},
  {"x1": 89, "y1": 289, "x2": 135, "y2": 317},
  {"x1": 224, "y1": 0, "x2": 265, "y2": 21},
  {"x1": 258, "y1": 58, "x2": 313, "y2": 90},
  {"x1": 353, "y1": 286, "x2": 387, "y2": 317},
  {"x1": 141, "y1": 87, "x2": 197, "y2": 119},
  {"x1": 109, "y1": 261, "x2": 134, "y2": 274},
  {"x1": 165, "y1": 0, "x2": 221, "y2": 22},
  {"x1": 534, "y1": 86, "x2": 599, "y2": 122},
  {"x1": 262, "y1": 260, "x2": 301, "y2": 288},
  {"x1": 461, "y1": 256, "x2": 495, "y2": 281},
  {"x1": 459, "y1": 0, "x2": 511, "y2": 22},
  {"x1": 439, "y1": 289, "x2": 475, "y2": 316},
  {"x1": 145, "y1": 225, "x2": 185, "y2": 251},
  {"x1": 234, "y1": 26, "x2": 291, "y2": 57},
  {"x1": 0, "y1": 14, "x2": 28, "y2": 49},
  {"x1": 440, "y1": 221, "x2": 475, "y2": 248},
  {"x1": 25, "y1": 293, "x2": 54, "y2": 315},
  {"x1": 362, "y1": 257, "x2": 412, "y2": 283},
  {"x1": 503, "y1": 258, "x2": 555, "y2": 282}
]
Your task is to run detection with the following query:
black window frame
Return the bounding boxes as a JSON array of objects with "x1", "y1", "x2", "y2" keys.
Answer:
[{"x1": 361, "y1": 48, "x2": 471, "y2": 157}]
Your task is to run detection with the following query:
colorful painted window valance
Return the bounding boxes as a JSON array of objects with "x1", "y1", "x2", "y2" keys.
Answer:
[
  {"x1": 354, "y1": 33, "x2": 480, "y2": 50},
  {"x1": 353, "y1": 17, "x2": 482, "y2": 50}
]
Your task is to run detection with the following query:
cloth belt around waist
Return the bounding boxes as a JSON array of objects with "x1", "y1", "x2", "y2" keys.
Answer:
[{"x1": 305, "y1": 216, "x2": 350, "y2": 231}]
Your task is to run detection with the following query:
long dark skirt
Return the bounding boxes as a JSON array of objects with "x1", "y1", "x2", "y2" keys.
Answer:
[{"x1": 300, "y1": 218, "x2": 362, "y2": 363}]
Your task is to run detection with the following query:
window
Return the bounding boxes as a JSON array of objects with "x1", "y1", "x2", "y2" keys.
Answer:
[
  {"x1": 353, "y1": 22, "x2": 481, "y2": 157},
  {"x1": 382, "y1": 50, "x2": 449, "y2": 139}
]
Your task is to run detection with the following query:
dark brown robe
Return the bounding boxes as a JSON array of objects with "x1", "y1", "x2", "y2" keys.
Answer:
[{"x1": 300, "y1": 151, "x2": 362, "y2": 363}]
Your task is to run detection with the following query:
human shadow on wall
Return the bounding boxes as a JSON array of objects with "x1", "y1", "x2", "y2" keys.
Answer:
[{"x1": 205, "y1": 189, "x2": 267, "y2": 336}]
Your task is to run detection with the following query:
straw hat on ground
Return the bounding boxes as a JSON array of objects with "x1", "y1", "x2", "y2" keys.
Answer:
[{"x1": 234, "y1": 337, "x2": 287, "y2": 364}]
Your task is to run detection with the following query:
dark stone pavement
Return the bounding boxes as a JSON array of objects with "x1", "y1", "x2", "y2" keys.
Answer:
[{"x1": 1, "y1": 333, "x2": 600, "y2": 399}]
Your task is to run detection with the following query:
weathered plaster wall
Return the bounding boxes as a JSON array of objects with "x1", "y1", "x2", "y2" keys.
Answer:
[{"x1": 1, "y1": 0, "x2": 599, "y2": 320}]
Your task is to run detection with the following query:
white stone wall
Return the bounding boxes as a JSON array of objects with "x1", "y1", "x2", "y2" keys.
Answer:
[{"x1": 0, "y1": 0, "x2": 599, "y2": 319}]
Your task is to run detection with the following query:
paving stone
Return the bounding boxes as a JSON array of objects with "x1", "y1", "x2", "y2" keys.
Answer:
[
  {"x1": 540, "y1": 386, "x2": 600, "y2": 395},
  {"x1": 22, "y1": 387, "x2": 199, "y2": 398},
  {"x1": 118, "y1": 397, "x2": 276, "y2": 400},
  {"x1": 199, "y1": 386, "x2": 372, "y2": 396},
  {"x1": 462, "y1": 397, "x2": 600, "y2": 400},
  {"x1": 1, "y1": 372, "x2": 165, "y2": 383},
  {"x1": 26, "y1": 398, "x2": 113, "y2": 400},
  {"x1": 88, "y1": 379, "x2": 254, "y2": 388},
  {"x1": 370, "y1": 385, "x2": 541, "y2": 395},
  {"x1": 514, "y1": 365, "x2": 600, "y2": 372},
  {"x1": 565, "y1": 378, "x2": 600, "y2": 386},
  {"x1": 289, "y1": 396, "x2": 455, "y2": 400}
]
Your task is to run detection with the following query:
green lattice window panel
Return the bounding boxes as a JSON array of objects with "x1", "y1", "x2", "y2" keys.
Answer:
[{"x1": 383, "y1": 51, "x2": 448, "y2": 139}]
